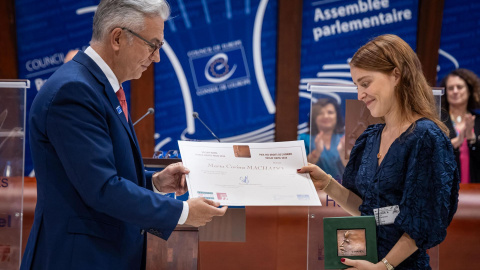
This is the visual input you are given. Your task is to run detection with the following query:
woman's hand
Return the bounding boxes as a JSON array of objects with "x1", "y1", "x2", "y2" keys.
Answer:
[
  {"x1": 337, "y1": 135, "x2": 349, "y2": 166},
  {"x1": 307, "y1": 132, "x2": 325, "y2": 163},
  {"x1": 297, "y1": 163, "x2": 330, "y2": 190},
  {"x1": 341, "y1": 258, "x2": 385, "y2": 270},
  {"x1": 465, "y1": 113, "x2": 475, "y2": 130},
  {"x1": 451, "y1": 114, "x2": 476, "y2": 148},
  {"x1": 299, "y1": 164, "x2": 363, "y2": 216},
  {"x1": 314, "y1": 131, "x2": 325, "y2": 154},
  {"x1": 465, "y1": 114, "x2": 476, "y2": 142},
  {"x1": 451, "y1": 120, "x2": 466, "y2": 148},
  {"x1": 337, "y1": 134, "x2": 345, "y2": 155}
]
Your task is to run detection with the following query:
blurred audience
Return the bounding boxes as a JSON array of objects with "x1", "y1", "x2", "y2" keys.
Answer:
[
  {"x1": 440, "y1": 68, "x2": 480, "y2": 183},
  {"x1": 300, "y1": 99, "x2": 347, "y2": 180},
  {"x1": 63, "y1": 49, "x2": 79, "y2": 63}
]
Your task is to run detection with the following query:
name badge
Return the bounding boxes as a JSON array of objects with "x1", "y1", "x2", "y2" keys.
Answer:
[{"x1": 373, "y1": 205, "x2": 400, "y2": 226}]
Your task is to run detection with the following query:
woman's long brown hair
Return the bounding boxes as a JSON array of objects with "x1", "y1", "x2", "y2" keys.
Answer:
[{"x1": 350, "y1": 34, "x2": 448, "y2": 134}]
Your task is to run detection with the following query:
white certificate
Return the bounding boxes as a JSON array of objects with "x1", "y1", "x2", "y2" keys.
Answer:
[{"x1": 178, "y1": 140, "x2": 321, "y2": 206}]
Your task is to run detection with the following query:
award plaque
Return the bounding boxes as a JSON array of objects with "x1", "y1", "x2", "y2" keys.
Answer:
[{"x1": 323, "y1": 216, "x2": 377, "y2": 269}]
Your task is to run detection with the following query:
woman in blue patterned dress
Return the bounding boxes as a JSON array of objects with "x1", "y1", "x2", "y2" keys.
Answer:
[{"x1": 298, "y1": 34, "x2": 459, "y2": 270}]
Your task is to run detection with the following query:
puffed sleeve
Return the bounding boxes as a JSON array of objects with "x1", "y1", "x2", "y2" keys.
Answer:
[
  {"x1": 394, "y1": 128, "x2": 460, "y2": 250},
  {"x1": 343, "y1": 125, "x2": 380, "y2": 196}
]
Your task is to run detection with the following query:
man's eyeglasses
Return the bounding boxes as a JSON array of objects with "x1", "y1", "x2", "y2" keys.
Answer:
[{"x1": 121, "y1": 27, "x2": 164, "y2": 55}]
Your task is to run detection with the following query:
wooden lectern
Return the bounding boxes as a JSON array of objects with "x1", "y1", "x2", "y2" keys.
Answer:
[
  {"x1": 146, "y1": 225, "x2": 198, "y2": 269},
  {"x1": 143, "y1": 158, "x2": 198, "y2": 269},
  {"x1": 143, "y1": 158, "x2": 246, "y2": 270}
]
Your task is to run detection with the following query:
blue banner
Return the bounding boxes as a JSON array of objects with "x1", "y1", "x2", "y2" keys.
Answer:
[
  {"x1": 15, "y1": 0, "x2": 277, "y2": 174},
  {"x1": 437, "y1": 0, "x2": 480, "y2": 83},
  {"x1": 15, "y1": 0, "x2": 146, "y2": 175},
  {"x1": 153, "y1": 0, "x2": 278, "y2": 153},
  {"x1": 299, "y1": 0, "x2": 419, "y2": 132}
]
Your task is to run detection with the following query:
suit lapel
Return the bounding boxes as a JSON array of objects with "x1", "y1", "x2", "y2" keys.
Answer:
[
  {"x1": 104, "y1": 85, "x2": 138, "y2": 148},
  {"x1": 128, "y1": 118, "x2": 147, "y2": 187},
  {"x1": 73, "y1": 52, "x2": 138, "y2": 147},
  {"x1": 73, "y1": 52, "x2": 146, "y2": 187}
]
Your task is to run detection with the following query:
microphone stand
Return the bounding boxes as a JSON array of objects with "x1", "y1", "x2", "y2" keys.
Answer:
[
  {"x1": 133, "y1": 108, "x2": 154, "y2": 126},
  {"x1": 193, "y1": 112, "x2": 221, "y2": 142}
]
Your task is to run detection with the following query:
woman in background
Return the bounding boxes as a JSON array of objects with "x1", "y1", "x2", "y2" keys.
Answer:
[
  {"x1": 299, "y1": 34, "x2": 459, "y2": 269},
  {"x1": 440, "y1": 68, "x2": 480, "y2": 183},
  {"x1": 305, "y1": 99, "x2": 347, "y2": 180}
]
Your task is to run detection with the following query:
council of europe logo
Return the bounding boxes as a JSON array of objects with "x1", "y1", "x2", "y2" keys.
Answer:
[
  {"x1": 205, "y1": 53, "x2": 237, "y2": 83},
  {"x1": 188, "y1": 40, "x2": 250, "y2": 95}
]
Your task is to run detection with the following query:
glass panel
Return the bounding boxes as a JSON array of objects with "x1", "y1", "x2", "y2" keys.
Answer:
[
  {"x1": 306, "y1": 84, "x2": 358, "y2": 270},
  {"x1": 0, "y1": 80, "x2": 28, "y2": 270},
  {"x1": 306, "y1": 83, "x2": 442, "y2": 269}
]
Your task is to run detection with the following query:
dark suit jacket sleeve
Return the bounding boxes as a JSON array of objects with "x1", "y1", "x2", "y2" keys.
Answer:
[
  {"x1": 145, "y1": 170, "x2": 154, "y2": 191},
  {"x1": 46, "y1": 81, "x2": 183, "y2": 238}
]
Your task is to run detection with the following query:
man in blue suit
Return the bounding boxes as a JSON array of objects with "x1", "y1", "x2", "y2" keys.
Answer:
[{"x1": 21, "y1": 0, "x2": 227, "y2": 269}]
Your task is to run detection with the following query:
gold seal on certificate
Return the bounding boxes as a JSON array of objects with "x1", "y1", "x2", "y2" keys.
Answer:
[{"x1": 178, "y1": 140, "x2": 321, "y2": 206}]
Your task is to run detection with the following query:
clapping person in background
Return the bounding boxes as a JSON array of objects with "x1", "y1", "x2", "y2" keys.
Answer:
[
  {"x1": 440, "y1": 68, "x2": 480, "y2": 183},
  {"x1": 305, "y1": 99, "x2": 347, "y2": 181},
  {"x1": 299, "y1": 34, "x2": 459, "y2": 269}
]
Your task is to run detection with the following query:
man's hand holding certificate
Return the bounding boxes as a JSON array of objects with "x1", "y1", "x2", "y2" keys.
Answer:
[{"x1": 178, "y1": 140, "x2": 321, "y2": 206}]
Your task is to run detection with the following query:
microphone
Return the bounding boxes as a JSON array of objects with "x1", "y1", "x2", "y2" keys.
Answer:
[
  {"x1": 192, "y1": 112, "x2": 221, "y2": 142},
  {"x1": 133, "y1": 108, "x2": 155, "y2": 126}
]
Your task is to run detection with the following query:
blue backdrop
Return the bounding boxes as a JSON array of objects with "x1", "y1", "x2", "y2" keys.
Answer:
[
  {"x1": 15, "y1": 0, "x2": 277, "y2": 175},
  {"x1": 153, "y1": 0, "x2": 278, "y2": 153},
  {"x1": 298, "y1": 0, "x2": 419, "y2": 134},
  {"x1": 15, "y1": 0, "x2": 132, "y2": 176},
  {"x1": 437, "y1": 0, "x2": 480, "y2": 83}
]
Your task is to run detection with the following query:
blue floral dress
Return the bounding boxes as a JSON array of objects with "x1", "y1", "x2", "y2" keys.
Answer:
[{"x1": 342, "y1": 118, "x2": 460, "y2": 269}]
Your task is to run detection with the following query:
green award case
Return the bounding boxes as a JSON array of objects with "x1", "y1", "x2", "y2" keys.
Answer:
[{"x1": 323, "y1": 216, "x2": 377, "y2": 269}]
